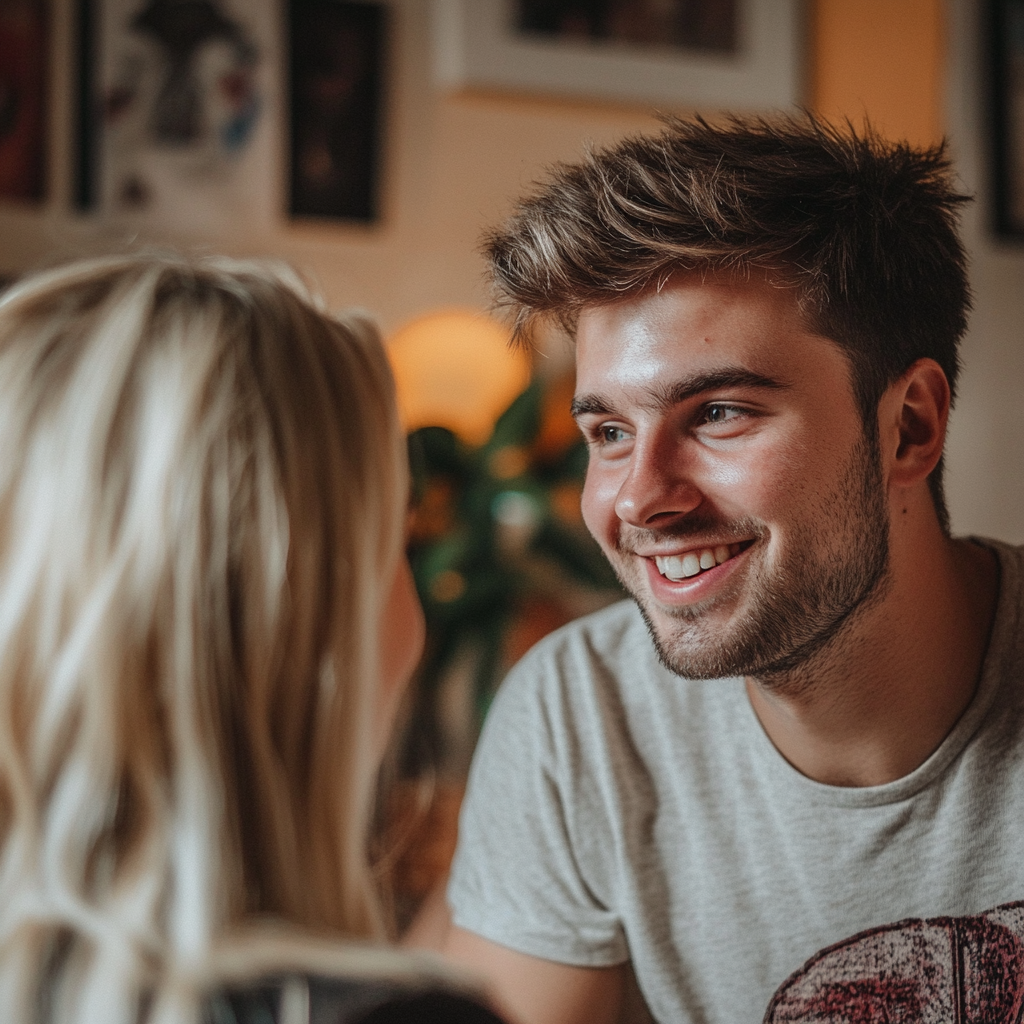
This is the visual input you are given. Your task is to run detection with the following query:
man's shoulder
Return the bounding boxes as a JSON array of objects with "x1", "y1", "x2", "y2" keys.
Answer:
[
  {"x1": 974, "y1": 536, "x2": 1024, "y2": 562},
  {"x1": 966, "y1": 536, "x2": 1024, "y2": 635},
  {"x1": 967, "y1": 537, "x2": 1024, "y2": 703},
  {"x1": 967, "y1": 536, "x2": 1024, "y2": 569}
]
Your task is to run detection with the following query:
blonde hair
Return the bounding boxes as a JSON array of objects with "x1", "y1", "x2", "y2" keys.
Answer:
[{"x1": 0, "y1": 254, "x2": 408, "y2": 1022}]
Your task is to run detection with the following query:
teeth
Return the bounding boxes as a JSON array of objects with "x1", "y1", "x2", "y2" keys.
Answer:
[
  {"x1": 655, "y1": 545, "x2": 737, "y2": 581},
  {"x1": 681, "y1": 553, "x2": 701, "y2": 576}
]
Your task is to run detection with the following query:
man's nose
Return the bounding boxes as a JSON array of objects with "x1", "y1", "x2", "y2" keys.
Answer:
[{"x1": 613, "y1": 437, "x2": 702, "y2": 528}]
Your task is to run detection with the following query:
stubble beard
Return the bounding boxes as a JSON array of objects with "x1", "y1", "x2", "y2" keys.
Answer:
[{"x1": 613, "y1": 434, "x2": 892, "y2": 686}]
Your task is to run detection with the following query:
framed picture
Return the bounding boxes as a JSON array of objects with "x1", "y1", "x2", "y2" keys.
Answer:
[
  {"x1": 288, "y1": 1, "x2": 386, "y2": 222},
  {"x1": 0, "y1": 0, "x2": 48, "y2": 202},
  {"x1": 990, "y1": 0, "x2": 1024, "y2": 238},
  {"x1": 75, "y1": 0, "x2": 277, "y2": 232},
  {"x1": 432, "y1": 0, "x2": 801, "y2": 111}
]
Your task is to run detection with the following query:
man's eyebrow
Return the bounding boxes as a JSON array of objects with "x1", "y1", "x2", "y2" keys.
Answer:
[
  {"x1": 658, "y1": 368, "x2": 793, "y2": 406},
  {"x1": 571, "y1": 368, "x2": 792, "y2": 419},
  {"x1": 570, "y1": 395, "x2": 614, "y2": 418}
]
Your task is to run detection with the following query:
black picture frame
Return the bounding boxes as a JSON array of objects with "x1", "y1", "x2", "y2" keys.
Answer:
[
  {"x1": 288, "y1": 0, "x2": 386, "y2": 222},
  {"x1": 0, "y1": 0, "x2": 49, "y2": 203},
  {"x1": 514, "y1": 0, "x2": 737, "y2": 55},
  {"x1": 74, "y1": 0, "x2": 97, "y2": 210},
  {"x1": 990, "y1": 0, "x2": 1024, "y2": 238}
]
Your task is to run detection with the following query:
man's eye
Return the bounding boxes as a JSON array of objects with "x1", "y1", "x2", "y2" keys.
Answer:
[
  {"x1": 584, "y1": 423, "x2": 630, "y2": 445},
  {"x1": 702, "y1": 404, "x2": 743, "y2": 424},
  {"x1": 600, "y1": 425, "x2": 629, "y2": 443}
]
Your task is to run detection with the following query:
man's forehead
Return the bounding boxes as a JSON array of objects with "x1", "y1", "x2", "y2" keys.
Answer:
[
  {"x1": 571, "y1": 275, "x2": 855, "y2": 407},
  {"x1": 575, "y1": 276, "x2": 803, "y2": 360}
]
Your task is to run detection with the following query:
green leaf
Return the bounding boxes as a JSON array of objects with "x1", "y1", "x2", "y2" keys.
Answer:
[{"x1": 484, "y1": 378, "x2": 544, "y2": 451}]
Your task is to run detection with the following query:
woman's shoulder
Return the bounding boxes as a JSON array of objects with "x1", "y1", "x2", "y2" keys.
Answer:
[
  {"x1": 200, "y1": 931, "x2": 505, "y2": 1024},
  {"x1": 204, "y1": 971, "x2": 505, "y2": 1024}
]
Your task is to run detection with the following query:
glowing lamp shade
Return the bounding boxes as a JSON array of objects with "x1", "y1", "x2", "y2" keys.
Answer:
[{"x1": 387, "y1": 309, "x2": 532, "y2": 445}]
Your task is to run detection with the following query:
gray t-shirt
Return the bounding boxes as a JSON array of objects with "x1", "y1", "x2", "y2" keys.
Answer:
[{"x1": 448, "y1": 540, "x2": 1024, "y2": 1023}]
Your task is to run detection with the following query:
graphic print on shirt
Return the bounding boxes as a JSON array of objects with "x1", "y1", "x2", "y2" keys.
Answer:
[{"x1": 763, "y1": 901, "x2": 1024, "y2": 1023}]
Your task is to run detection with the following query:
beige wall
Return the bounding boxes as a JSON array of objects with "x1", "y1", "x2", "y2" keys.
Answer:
[
  {"x1": 811, "y1": 0, "x2": 946, "y2": 146},
  {"x1": 943, "y1": 0, "x2": 1024, "y2": 544},
  {"x1": 3, "y1": 0, "x2": 1022, "y2": 542}
]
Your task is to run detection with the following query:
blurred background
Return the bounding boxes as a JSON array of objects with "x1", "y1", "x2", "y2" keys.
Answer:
[{"x1": 1, "y1": 0, "x2": 1022, "y2": 922}]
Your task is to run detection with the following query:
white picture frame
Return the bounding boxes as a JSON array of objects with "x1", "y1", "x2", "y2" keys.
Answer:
[
  {"x1": 432, "y1": 0, "x2": 802, "y2": 111},
  {"x1": 82, "y1": 0, "x2": 280, "y2": 234}
]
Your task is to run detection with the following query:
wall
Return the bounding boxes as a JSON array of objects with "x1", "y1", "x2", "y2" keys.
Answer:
[{"x1": 811, "y1": 0, "x2": 945, "y2": 146}]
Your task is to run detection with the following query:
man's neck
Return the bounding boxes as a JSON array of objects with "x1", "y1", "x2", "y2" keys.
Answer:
[{"x1": 744, "y1": 531, "x2": 1000, "y2": 788}]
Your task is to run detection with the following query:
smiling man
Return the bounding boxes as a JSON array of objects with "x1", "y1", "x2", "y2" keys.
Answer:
[{"x1": 441, "y1": 116, "x2": 1024, "y2": 1024}]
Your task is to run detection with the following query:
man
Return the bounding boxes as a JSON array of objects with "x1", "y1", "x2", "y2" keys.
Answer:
[{"x1": 441, "y1": 115, "x2": 1024, "y2": 1024}]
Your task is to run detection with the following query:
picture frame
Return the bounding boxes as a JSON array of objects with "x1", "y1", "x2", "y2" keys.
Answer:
[
  {"x1": 990, "y1": 0, "x2": 1024, "y2": 238},
  {"x1": 432, "y1": 0, "x2": 802, "y2": 112},
  {"x1": 287, "y1": 0, "x2": 387, "y2": 222},
  {"x1": 0, "y1": 0, "x2": 48, "y2": 203},
  {"x1": 74, "y1": 0, "x2": 96, "y2": 210},
  {"x1": 74, "y1": 0, "x2": 278, "y2": 234}
]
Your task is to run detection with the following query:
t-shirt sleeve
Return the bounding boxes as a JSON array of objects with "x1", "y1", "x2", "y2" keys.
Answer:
[{"x1": 446, "y1": 637, "x2": 630, "y2": 967}]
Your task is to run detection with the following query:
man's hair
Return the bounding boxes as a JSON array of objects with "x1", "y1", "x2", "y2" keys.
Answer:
[
  {"x1": 0, "y1": 253, "x2": 407, "y2": 1022},
  {"x1": 484, "y1": 113, "x2": 972, "y2": 531}
]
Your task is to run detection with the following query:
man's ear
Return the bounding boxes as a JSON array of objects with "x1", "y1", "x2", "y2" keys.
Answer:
[{"x1": 879, "y1": 358, "x2": 951, "y2": 488}]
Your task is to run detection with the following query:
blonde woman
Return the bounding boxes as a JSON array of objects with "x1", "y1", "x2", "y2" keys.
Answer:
[{"x1": 0, "y1": 255, "x2": 502, "y2": 1024}]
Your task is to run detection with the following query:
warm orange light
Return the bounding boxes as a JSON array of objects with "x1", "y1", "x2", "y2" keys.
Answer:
[{"x1": 387, "y1": 309, "x2": 532, "y2": 445}]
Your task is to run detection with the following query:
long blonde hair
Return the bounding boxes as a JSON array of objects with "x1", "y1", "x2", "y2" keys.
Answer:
[{"x1": 0, "y1": 254, "x2": 408, "y2": 1022}]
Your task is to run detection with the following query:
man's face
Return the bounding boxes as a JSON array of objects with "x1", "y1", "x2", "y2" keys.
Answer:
[{"x1": 573, "y1": 274, "x2": 891, "y2": 681}]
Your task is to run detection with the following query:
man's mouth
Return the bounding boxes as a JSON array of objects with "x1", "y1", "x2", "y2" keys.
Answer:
[{"x1": 653, "y1": 542, "x2": 747, "y2": 581}]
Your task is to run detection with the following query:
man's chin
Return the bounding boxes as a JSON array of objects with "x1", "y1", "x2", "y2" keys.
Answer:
[
  {"x1": 632, "y1": 595, "x2": 751, "y2": 680},
  {"x1": 652, "y1": 636, "x2": 750, "y2": 680}
]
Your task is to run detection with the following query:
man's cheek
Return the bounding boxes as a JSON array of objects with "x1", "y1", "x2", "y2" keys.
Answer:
[{"x1": 581, "y1": 470, "x2": 620, "y2": 546}]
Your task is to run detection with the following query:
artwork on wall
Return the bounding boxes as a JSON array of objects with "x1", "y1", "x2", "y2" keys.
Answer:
[
  {"x1": 991, "y1": 0, "x2": 1024, "y2": 238},
  {"x1": 432, "y1": 0, "x2": 800, "y2": 111},
  {"x1": 515, "y1": 0, "x2": 737, "y2": 53},
  {"x1": 288, "y1": 1, "x2": 386, "y2": 222},
  {"x1": 75, "y1": 0, "x2": 277, "y2": 233},
  {"x1": 0, "y1": 0, "x2": 48, "y2": 202}
]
